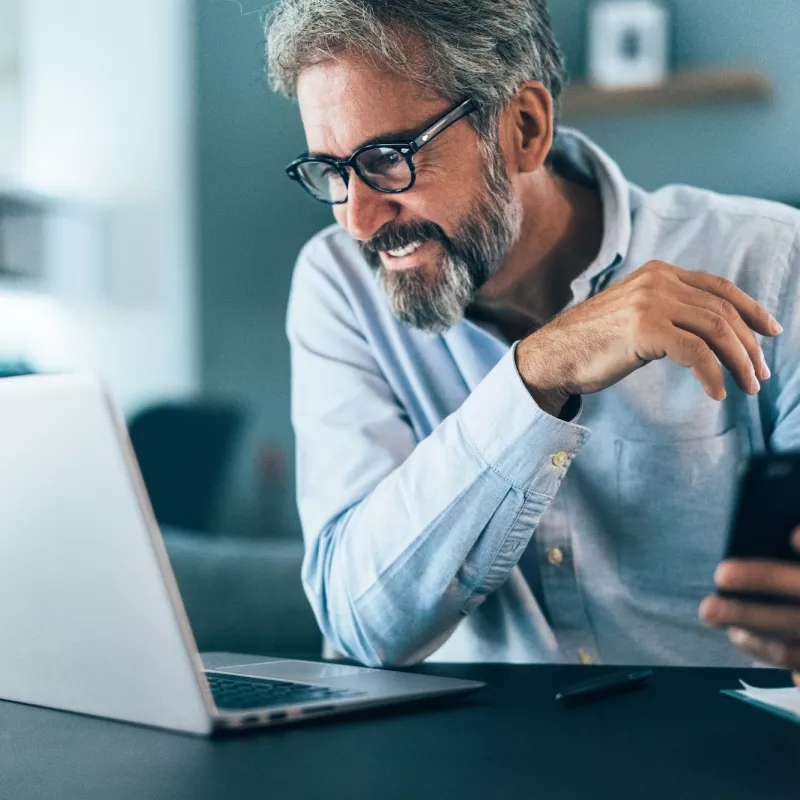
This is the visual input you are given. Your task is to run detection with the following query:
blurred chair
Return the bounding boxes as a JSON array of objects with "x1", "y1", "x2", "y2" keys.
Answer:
[
  {"x1": 129, "y1": 401, "x2": 322, "y2": 657},
  {"x1": 163, "y1": 529, "x2": 320, "y2": 658},
  {"x1": 128, "y1": 400, "x2": 245, "y2": 533}
]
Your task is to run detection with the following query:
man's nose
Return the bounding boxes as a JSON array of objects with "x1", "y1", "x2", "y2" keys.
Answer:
[{"x1": 337, "y1": 173, "x2": 399, "y2": 242}]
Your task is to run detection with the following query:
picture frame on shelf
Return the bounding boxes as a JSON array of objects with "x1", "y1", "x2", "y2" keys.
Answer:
[{"x1": 587, "y1": 0, "x2": 671, "y2": 89}]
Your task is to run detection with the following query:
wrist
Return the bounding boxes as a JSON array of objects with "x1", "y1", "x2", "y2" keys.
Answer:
[
  {"x1": 530, "y1": 386, "x2": 572, "y2": 418},
  {"x1": 515, "y1": 337, "x2": 572, "y2": 418}
]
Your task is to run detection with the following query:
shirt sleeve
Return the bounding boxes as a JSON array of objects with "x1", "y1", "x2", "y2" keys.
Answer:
[{"x1": 287, "y1": 242, "x2": 591, "y2": 666}]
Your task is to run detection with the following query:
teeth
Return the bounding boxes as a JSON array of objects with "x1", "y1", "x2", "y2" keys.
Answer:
[{"x1": 387, "y1": 241, "x2": 424, "y2": 258}]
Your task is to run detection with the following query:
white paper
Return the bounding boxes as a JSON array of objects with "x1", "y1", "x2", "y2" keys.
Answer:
[{"x1": 736, "y1": 681, "x2": 800, "y2": 719}]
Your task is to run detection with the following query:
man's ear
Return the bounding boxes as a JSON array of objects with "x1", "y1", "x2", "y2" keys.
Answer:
[{"x1": 501, "y1": 80, "x2": 554, "y2": 175}]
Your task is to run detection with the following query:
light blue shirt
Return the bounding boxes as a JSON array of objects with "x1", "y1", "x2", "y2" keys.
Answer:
[{"x1": 287, "y1": 129, "x2": 800, "y2": 667}]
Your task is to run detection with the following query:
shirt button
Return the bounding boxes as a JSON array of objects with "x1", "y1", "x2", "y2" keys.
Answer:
[
  {"x1": 578, "y1": 649, "x2": 595, "y2": 666},
  {"x1": 547, "y1": 547, "x2": 564, "y2": 567},
  {"x1": 551, "y1": 451, "x2": 569, "y2": 467}
]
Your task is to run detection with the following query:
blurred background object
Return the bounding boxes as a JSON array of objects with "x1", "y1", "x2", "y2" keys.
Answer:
[
  {"x1": 0, "y1": 0, "x2": 798, "y2": 659},
  {"x1": 0, "y1": 0, "x2": 316, "y2": 659},
  {"x1": 128, "y1": 399, "x2": 246, "y2": 534},
  {"x1": 588, "y1": 0, "x2": 671, "y2": 88},
  {"x1": 0, "y1": 0, "x2": 21, "y2": 177},
  {"x1": 7, "y1": 0, "x2": 198, "y2": 411}
]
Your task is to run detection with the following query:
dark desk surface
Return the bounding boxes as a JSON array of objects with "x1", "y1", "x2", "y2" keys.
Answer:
[{"x1": 1, "y1": 663, "x2": 797, "y2": 800}]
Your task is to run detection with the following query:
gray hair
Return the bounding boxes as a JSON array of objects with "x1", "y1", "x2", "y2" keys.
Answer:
[{"x1": 265, "y1": 0, "x2": 566, "y2": 153}]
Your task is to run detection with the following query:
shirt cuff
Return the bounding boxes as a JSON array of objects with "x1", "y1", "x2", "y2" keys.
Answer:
[
  {"x1": 559, "y1": 393, "x2": 583, "y2": 422},
  {"x1": 458, "y1": 345, "x2": 591, "y2": 497}
]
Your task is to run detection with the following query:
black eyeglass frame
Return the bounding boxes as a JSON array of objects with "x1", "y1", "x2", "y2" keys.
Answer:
[{"x1": 285, "y1": 98, "x2": 478, "y2": 205}]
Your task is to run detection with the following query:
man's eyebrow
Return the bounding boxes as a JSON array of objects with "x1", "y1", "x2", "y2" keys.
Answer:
[{"x1": 307, "y1": 126, "x2": 425, "y2": 160}]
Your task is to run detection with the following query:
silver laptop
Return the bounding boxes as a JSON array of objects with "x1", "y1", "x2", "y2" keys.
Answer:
[{"x1": 0, "y1": 373, "x2": 482, "y2": 735}]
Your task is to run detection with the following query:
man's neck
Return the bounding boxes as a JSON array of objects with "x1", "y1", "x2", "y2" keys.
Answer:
[{"x1": 469, "y1": 169, "x2": 604, "y2": 343}]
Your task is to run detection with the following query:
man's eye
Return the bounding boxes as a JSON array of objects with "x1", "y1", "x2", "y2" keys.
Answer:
[
  {"x1": 375, "y1": 151, "x2": 401, "y2": 169},
  {"x1": 361, "y1": 149, "x2": 402, "y2": 173}
]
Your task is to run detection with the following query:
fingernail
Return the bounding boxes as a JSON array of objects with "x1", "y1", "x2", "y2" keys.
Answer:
[
  {"x1": 771, "y1": 319, "x2": 784, "y2": 335},
  {"x1": 750, "y1": 376, "x2": 761, "y2": 394},
  {"x1": 758, "y1": 348, "x2": 771, "y2": 380},
  {"x1": 729, "y1": 627, "x2": 749, "y2": 647},
  {"x1": 699, "y1": 597, "x2": 719, "y2": 623}
]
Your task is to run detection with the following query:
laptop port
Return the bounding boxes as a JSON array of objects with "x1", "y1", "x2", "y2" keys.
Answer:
[{"x1": 269, "y1": 711, "x2": 288, "y2": 721}]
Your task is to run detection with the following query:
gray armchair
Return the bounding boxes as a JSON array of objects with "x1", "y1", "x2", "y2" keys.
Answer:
[{"x1": 163, "y1": 529, "x2": 321, "y2": 659}]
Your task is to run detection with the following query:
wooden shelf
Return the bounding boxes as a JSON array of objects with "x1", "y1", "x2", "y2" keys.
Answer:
[{"x1": 561, "y1": 68, "x2": 773, "y2": 119}]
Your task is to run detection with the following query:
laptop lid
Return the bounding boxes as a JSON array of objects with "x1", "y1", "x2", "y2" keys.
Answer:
[{"x1": 0, "y1": 374, "x2": 215, "y2": 734}]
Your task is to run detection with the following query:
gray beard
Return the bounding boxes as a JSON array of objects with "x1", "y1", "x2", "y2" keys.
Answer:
[{"x1": 360, "y1": 152, "x2": 522, "y2": 334}]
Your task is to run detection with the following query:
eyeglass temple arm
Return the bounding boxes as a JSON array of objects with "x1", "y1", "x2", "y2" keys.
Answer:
[{"x1": 409, "y1": 99, "x2": 477, "y2": 154}]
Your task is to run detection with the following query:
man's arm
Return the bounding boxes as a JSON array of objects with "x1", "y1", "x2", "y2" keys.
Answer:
[
  {"x1": 288, "y1": 245, "x2": 589, "y2": 667},
  {"x1": 701, "y1": 227, "x2": 800, "y2": 685},
  {"x1": 292, "y1": 240, "x2": 778, "y2": 667}
]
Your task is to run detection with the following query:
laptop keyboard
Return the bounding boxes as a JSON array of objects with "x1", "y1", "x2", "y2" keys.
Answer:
[{"x1": 205, "y1": 671, "x2": 356, "y2": 711}]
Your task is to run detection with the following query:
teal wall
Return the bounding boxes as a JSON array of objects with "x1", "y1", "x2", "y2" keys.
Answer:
[
  {"x1": 549, "y1": 0, "x2": 800, "y2": 199},
  {"x1": 196, "y1": 0, "x2": 324, "y2": 535},
  {"x1": 195, "y1": 0, "x2": 800, "y2": 535}
]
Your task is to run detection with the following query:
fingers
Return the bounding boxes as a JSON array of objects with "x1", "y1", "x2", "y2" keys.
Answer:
[
  {"x1": 716, "y1": 559, "x2": 800, "y2": 600},
  {"x1": 727, "y1": 628, "x2": 800, "y2": 671},
  {"x1": 657, "y1": 327, "x2": 726, "y2": 400},
  {"x1": 667, "y1": 300, "x2": 761, "y2": 395},
  {"x1": 700, "y1": 594, "x2": 800, "y2": 637},
  {"x1": 795, "y1": 672, "x2": 800, "y2": 688},
  {"x1": 704, "y1": 561, "x2": 800, "y2": 671},
  {"x1": 674, "y1": 269, "x2": 783, "y2": 338},
  {"x1": 672, "y1": 283, "x2": 770, "y2": 383}
]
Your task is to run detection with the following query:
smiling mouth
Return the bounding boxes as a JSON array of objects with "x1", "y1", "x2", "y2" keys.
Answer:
[{"x1": 385, "y1": 240, "x2": 425, "y2": 258}]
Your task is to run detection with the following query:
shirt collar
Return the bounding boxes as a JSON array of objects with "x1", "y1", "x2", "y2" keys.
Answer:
[
  {"x1": 550, "y1": 127, "x2": 633, "y2": 289},
  {"x1": 457, "y1": 128, "x2": 634, "y2": 344}
]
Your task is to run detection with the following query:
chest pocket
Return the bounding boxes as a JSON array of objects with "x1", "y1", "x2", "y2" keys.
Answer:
[{"x1": 614, "y1": 427, "x2": 747, "y2": 596}]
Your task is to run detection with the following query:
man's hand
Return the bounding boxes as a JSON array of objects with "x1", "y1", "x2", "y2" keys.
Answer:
[
  {"x1": 515, "y1": 261, "x2": 782, "y2": 416},
  {"x1": 700, "y1": 529, "x2": 800, "y2": 688}
]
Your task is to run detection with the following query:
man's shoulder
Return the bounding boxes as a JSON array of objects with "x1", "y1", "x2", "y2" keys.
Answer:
[
  {"x1": 637, "y1": 184, "x2": 800, "y2": 247},
  {"x1": 633, "y1": 184, "x2": 800, "y2": 292}
]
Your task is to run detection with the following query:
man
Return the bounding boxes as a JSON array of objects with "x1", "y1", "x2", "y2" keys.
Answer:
[{"x1": 266, "y1": 0, "x2": 800, "y2": 679}]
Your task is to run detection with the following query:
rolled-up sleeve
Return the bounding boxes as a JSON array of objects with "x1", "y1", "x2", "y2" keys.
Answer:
[{"x1": 288, "y1": 241, "x2": 591, "y2": 666}]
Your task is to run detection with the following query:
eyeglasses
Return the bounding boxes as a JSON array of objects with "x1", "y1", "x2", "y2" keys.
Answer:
[{"x1": 285, "y1": 98, "x2": 477, "y2": 205}]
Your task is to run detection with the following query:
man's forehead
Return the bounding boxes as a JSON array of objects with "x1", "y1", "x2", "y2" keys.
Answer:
[{"x1": 296, "y1": 57, "x2": 445, "y2": 157}]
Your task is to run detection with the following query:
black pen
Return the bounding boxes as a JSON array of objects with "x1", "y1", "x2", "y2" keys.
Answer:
[{"x1": 555, "y1": 669, "x2": 653, "y2": 704}]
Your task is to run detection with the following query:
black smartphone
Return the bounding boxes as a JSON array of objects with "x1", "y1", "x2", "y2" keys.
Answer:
[{"x1": 721, "y1": 452, "x2": 800, "y2": 605}]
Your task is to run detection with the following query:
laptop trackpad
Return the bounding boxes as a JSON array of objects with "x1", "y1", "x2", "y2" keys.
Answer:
[{"x1": 220, "y1": 660, "x2": 375, "y2": 683}]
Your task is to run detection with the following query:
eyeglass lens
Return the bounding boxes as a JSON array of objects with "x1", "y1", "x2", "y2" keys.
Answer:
[
  {"x1": 296, "y1": 162, "x2": 347, "y2": 203},
  {"x1": 296, "y1": 146, "x2": 413, "y2": 203},
  {"x1": 355, "y1": 147, "x2": 411, "y2": 191}
]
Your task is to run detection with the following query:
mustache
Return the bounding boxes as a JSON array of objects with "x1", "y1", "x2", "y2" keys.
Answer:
[{"x1": 359, "y1": 220, "x2": 447, "y2": 257}]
